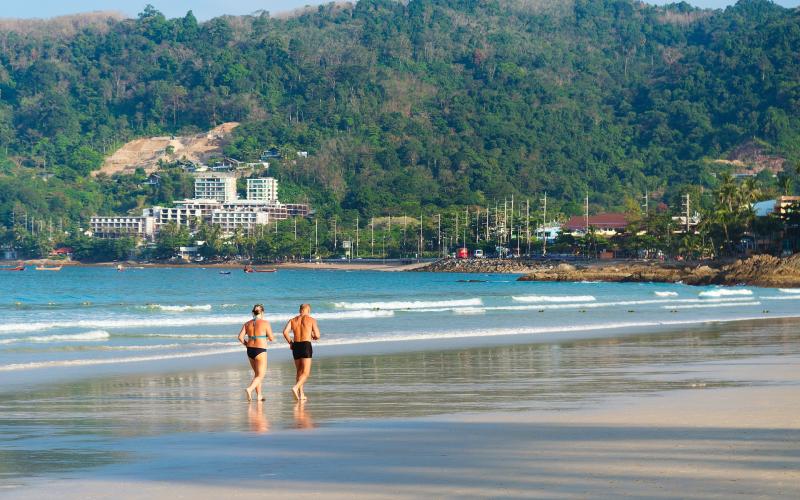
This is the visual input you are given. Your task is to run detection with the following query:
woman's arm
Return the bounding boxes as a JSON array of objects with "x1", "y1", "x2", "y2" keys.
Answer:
[
  {"x1": 265, "y1": 322, "x2": 275, "y2": 342},
  {"x1": 237, "y1": 324, "x2": 247, "y2": 345}
]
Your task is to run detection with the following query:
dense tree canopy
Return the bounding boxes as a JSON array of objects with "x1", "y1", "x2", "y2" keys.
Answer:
[{"x1": 0, "y1": 0, "x2": 799, "y2": 230}]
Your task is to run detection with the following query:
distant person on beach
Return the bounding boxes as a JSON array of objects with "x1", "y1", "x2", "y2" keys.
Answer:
[
  {"x1": 237, "y1": 304, "x2": 274, "y2": 402},
  {"x1": 282, "y1": 303, "x2": 320, "y2": 401}
]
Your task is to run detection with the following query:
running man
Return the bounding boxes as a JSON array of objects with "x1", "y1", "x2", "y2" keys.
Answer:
[
  {"x1": 238, "y1": 304, "x2": 274, "y2": 402},
  {"x1": 282, "y1": 303, "x2": 320, "y2": 401}
]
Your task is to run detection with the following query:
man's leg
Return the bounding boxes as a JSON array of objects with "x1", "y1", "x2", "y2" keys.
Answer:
[
  {"x1": 297, "y1": 358, "x2": 312, "y2": 400},
  {"x1": 292, "y1": 358, "x2": 302, "y2": 400}
]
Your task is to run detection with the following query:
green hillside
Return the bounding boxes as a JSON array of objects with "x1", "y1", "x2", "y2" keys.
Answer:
[{"x1": 0, "y1": 0, "x2": 799, "y2": 230}]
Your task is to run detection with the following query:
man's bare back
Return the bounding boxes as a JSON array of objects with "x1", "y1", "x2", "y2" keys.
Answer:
[
  {"x1": 287, "y1": 315, "x2": 320, "y2": 342},
  {"x1": 282, "y1": 304, "x2": 320, "y2": 401}
]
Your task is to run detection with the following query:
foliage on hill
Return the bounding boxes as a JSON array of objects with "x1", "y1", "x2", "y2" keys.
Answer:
[{"x1": 0, "y1": 0, "x2": 799, "y2": 231}]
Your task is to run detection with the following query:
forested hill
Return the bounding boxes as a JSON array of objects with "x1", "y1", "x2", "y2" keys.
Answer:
[{"x1": 0, "y1": 0, "x2": 799, "y2": 224}]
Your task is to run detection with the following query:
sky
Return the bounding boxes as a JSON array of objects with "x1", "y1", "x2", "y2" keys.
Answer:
[{"x1": 1, "y1": 0, "x2": 798, "y2": 21}]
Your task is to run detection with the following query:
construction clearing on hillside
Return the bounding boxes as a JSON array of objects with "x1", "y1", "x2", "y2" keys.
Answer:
[{"x1": 96, "y1": 122, "x2": 240, "y2": 176}]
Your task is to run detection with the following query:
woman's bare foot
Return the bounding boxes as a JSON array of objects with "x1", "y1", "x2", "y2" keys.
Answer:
[
  {"x1": 245, "y1": 388, "x2": 252, "y2": 402},
  {"x1": 291, "y1": 386, "x2": 300, "y2": 400}
]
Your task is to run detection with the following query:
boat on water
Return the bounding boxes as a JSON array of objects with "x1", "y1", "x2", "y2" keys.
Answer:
[
  {"x1": 1, "y1": 262, "x2": 25, "y2": 271},
  {"x1": 116, "y1": 264, "x2": 125, "y2": 272},
  {"x1": 219, "y1": 271, "x2": 232, "y2": 275},
  {"x1": 35, "y1": 265, "x2": 63, "y2": 271},
  {"x1": 243, "y1": 266, "x2": 277, "y2": 273}
]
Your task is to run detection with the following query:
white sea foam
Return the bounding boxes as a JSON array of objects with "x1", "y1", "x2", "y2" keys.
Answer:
[
  {"x1": 5, "y1": 313, "x2": 800, "y2": 372},
  {"x1": 698, "y1": 289, "x2": 753, "y2": 298},
  {"x1": 511, "y1": 295, "x2": 596, "y2": 303},
  {"x1": 453, "y1": 307, "x2": 486, "y2": 315},
  {"x1": 437, "y1": 297, "x2": 754, "y2": 313},
  {"x1": 0, "y1": 310, "x2": 394, "y2": 334},
  {"x1": 778, "y1": 288, "x2": 800, "y2": 294},
  {"x1": 662, "y1": 301, "x2": 761, "y2": 310},
  {"x1": 333, "y1": 298, "x2": 482, "y2": 310},
  {"x1": 0, "y1": 330, "x2": 110, "y2": 344},
  {"x1": 145, "y1": 304, "x2": 212, "y2": 312},
  {"x1": 0, "y1": 346, "x2": 241, "y2": 372},
  {"x1": 654, "y1": 291, "x2": 679, "y2": 297}
]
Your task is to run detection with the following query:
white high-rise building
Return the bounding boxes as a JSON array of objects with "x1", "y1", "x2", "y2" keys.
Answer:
[
  {"x1": 246, "y1": 178, "x2": 278, "y2": 202},
  {"x1": 194, "y1": 173, "x2": 237, "y2": 202}
]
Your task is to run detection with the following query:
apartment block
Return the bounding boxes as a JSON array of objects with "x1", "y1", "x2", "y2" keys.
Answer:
[
  {"x1": 90, "y1": 216, "x2": 155, "y2": 240},
  {"x1": 194, "y1": 172, "x2": 237, "y2": 202},
  {"x1": 246, "y1": 178, "x2": 278, "y2": 202}
]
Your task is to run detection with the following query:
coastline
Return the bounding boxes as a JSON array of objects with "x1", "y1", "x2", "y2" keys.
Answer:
[{"x1": 1, "y1": 259, "x2": 430, "y2": 272}]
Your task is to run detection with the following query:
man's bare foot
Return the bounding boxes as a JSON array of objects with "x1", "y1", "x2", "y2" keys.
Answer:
[
  {"x1": 291, "y1": 386, "x2": 300, "y2": 400},
  {"x1": 245, "y1": 388, "x2": 252, "y2": 402}
]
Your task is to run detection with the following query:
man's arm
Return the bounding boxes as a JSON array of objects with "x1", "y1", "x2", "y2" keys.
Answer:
[
  {"x1": 311, "y1": 319, "x2": 320, "y2": 340},
  {"x1": 237, "y1": 324, "x2": 247, "y2": 345},
  {"x1": 282, "y1": 321, "x2": 293, "y2": 346}
]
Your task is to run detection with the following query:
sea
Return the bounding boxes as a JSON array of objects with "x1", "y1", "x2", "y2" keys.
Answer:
[{"x1": 2, "y1": 267, "x2": 800, "y2": 381}]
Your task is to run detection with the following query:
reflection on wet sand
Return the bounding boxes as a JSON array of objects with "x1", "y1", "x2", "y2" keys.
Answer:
[
  {"x1": 248, "y1": 401, "x2": 270, "y2": 434},
  {"x1": 1, "y1": 318, "x2": 799, "y2": 485},
  {"x1": 293, "y1": 402, "x2": 315, "y2": 430}
]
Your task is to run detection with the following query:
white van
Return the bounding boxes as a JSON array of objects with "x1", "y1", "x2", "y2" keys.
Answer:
[{"x1": 473, "y1": 249, "x2": 484, "y2": 258}]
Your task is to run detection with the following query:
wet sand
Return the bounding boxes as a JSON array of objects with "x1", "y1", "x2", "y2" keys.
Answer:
[{"x1": 2, "y1": 320, "x2": 799, "y2": 498}]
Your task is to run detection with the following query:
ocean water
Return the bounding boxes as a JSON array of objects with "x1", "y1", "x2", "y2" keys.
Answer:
[{"x1": 1, "y1": 267, "x2": 799, "y2": 376}]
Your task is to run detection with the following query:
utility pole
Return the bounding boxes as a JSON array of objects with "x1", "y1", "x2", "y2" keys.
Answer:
[
  {"x1": 356, "y1": 216, "x2": 359, "y2": 258},
  {"x1": 510, "y1": 194, "x2": 514, "y2": 246},
  {"x1": 541, "y1": 193, "x2": 547, "y2": 256},
  {"x1": 437, "y1": 214, "x2": 441, "y2": 257},
  {"x1": 455, "y1": 212, "x2": 459, "y2": 246},
  {"x1": 418, "y1": 212, "x2": 423, "y2": 260},
  {"x1": 332, "y1": 217, "x2": 337, "y2": 250},
  {"x1": 486, "y1": 205, "x2": 490, "y2": 242},
  {"x1": 314, "y1": 218, "x2": 318, "y2": 257},
  {"x1": 370, "y1": 217, "x2": 374, "y2": 257},
  {"x1": 475, "y1": 209, "x2": 480, "y2": 244},
  {"x1": 525, "y1": 198, "x2": 530, "y2": 256},
  {"x1": 463, "y1": 208, "x2": 468, "y2": 247},
  {"x1": 682, "y1": 193, "x2": 691, "y2": 234},
  {"x1": 585, "y1": 192, "x2": 589, "y2": 233}
]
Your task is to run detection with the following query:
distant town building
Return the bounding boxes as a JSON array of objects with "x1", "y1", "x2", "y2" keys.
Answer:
[
  {"x1": 211, "y1": 210, "x2": 269, "y2": 235},
  {"x1": 535, "y1": 224, "x2": 562, "y2": 242},
  {"x1": 247, "y1": 178, "x2": 278, "y2": 202},
  {"x1": 565, "y1": 213, "x2": 628, "y2": 236},
  {"x1": 194, "y1": 172, "x2": 237, "y2": 202},
  {"x1": 90, "y1": 216, "x2": 156, "y2": 240}
]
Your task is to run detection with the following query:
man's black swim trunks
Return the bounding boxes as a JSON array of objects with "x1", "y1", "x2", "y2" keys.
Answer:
[{"x1": 291, "y1": 341, "x2": 313, "y2": 360}]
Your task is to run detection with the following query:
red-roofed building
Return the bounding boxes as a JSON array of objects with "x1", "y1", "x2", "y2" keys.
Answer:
[
  {"x1": 564, "y1": 213, "x2": 628, "y2": 235},
  {"x1": 50, "y1": 247, "x2": 74, "y2": 256}
]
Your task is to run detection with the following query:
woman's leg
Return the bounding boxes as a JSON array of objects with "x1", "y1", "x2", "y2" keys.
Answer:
[
  {"x1": 255, "y1": 354, "x2": 267, "y2": 400},
  {"x1": 245, "y1": 354, "x2": 264, "y2": 401}
]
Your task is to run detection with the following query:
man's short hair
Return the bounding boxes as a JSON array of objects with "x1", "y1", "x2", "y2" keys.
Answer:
[{"x1": 300, "y1": 303, "x2": 311, "y2": 313}]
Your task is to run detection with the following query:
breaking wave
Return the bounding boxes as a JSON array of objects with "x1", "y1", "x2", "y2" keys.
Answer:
[
  {"x1": 698, "y1": 289, "x2": 753, "y2": 298},
  {"x1": 333, "y1": 298, "x2": 482, "y2": 310},
  {"x1": 511, "y1": 295, "x2": 596, "y2": 303}
]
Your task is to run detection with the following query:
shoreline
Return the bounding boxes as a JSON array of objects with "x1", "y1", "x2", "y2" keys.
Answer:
[{"x1": 1, "y1": 259, "x2": 431, "y2": 272}]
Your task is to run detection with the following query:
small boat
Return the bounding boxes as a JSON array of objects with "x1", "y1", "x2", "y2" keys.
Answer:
[
  {"x1": 35, "y1": 265, "x2": 63, "y2": 271},
  {"x1": 116, "y1": 264, "x2": 125, "y2": 272},
  {"x1": 244, "y1": 266, "x2": 276, "y2": 273},
  {"x1": 1, "y1": 262, "x2": 25, "y2": 271},
  {"x1": 219, "y1": 271, "x2": 232, "y2": 275}
]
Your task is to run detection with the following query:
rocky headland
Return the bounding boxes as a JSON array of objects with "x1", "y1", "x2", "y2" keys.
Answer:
[{"x1": 414, "y1": 254, "x2": 800, "y2": 288}]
